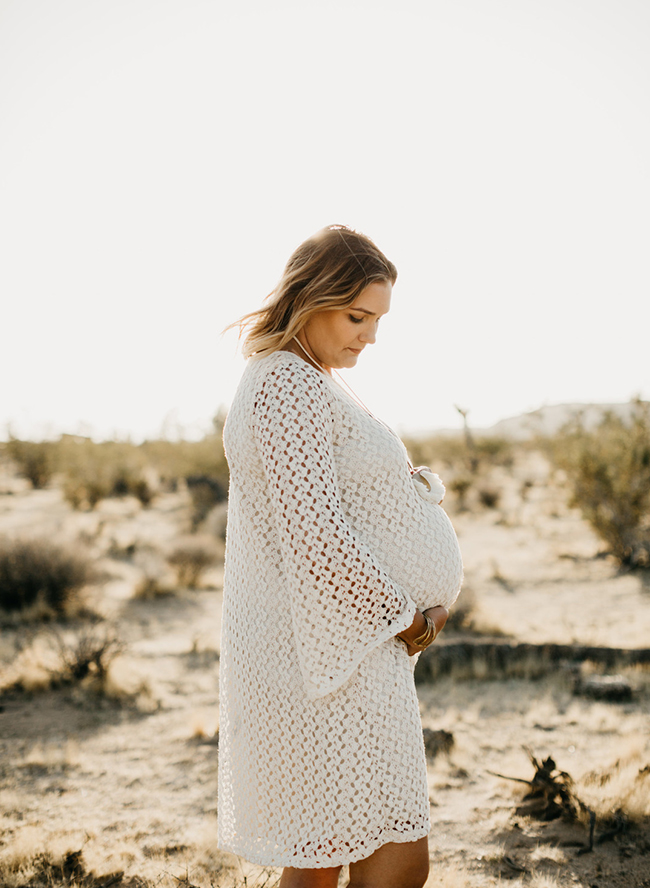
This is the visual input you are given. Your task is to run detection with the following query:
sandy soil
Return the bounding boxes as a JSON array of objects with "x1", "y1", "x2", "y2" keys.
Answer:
[{"x1": 1, "y1": 452, "x2": 649, "y2": 888}]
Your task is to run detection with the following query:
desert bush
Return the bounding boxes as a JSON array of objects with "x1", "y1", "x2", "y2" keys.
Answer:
[
  {"x1": 167, "y1": 538, "x2": 220, "y2": 588},
  {"x1": 109, "y1": 464, "x2": 155, "y2": 506},
  {"x1": 6, "y1": 429, "x2": 228, "y2": 511},
  {"x1": 404, "y1": 433, "x2": 513, "y2": 477},
  {"x1": 449, "y1": 475, "x2": 472, "y2": 511},
  {"x1": 49, "y1": 626, "x2": 124, "y2": 684},
  {"x1": 478, "y1": 486, "x2": 501, "y2": 509},
  {"x1": 57, "y1": 437, "x2": 156, "y2": 509},
  {"x1": 0, "y1": 625, "x2": 124, "y2": 695},
  {"x1": 579, "y1": 741, "x2": 650, "y2": 822},
  {"x1": 186, "y1": 474, "x2": 227, "y2": 529},
  {"x1": 545, "y1": 399, "x2": 650, "y2": 567},
  {"x1": 0, "y1": 842, "x2": 91, "y2": 888},
  {"x1": 141, "y1": 411, "x2": 229, "y2": 488},
  {"x1": 5, "y1": 438, "x2": 56, "y2": 488},
  {"x1": 141, "y1": 431, "x2": 229, "y2": 516},
  {"x1": 0, "y1": 537, "x2": 94, "y2": 615},
  {"x1": 133, "y1": 575, "x2": 172, "y2": 599}
]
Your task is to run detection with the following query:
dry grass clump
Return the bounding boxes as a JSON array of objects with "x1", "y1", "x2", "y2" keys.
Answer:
[
  {"x1": 529, "y1": 844, "x2": 567, "y2": 865},
  {"x1": 0, "y1": 835, "x2": 133, "y2": 888},
  {"x1": 50, "y1": 626, "x2": 124, "y2": 686},
  {"x1": 132, "y1": 574, "x2": 174, "y2": 599},
  {"x1": 0, "y1": 626, "x2": 124, "y2": 695},
  {"x1": 139, "y1": 415, "x2": 229, "y2": 499},
  {"x1": 493, "y1": 743, "x2": 650, "y2": 862},
  {"x1": 545, "y1": 398, "x2": 650, "y2": 567},
  {"x1": 5, "y1": 437, "x2": 55, "y2": 488},
  {"x1": 0, "y1": 537, "x2": 95, "y2": 618},
  {"x1": 449, "y1": 475, "x2": 472, "y2": 511},
  {"x1": 579, "y1": 739, "x2": 650, "y2": 823},
  {"x1": 478, "y1": 486, "x2": 501, "y2": 509},
  {"x1": 3, "y1": 428, "x2": 230, "y2": 520},
  {"x1": 404, "y1": 432, "x2": 514, "y2": 476},
  {"x1": 167, "y1": 537, "x2": 220, "y2": 589},
  {"x1": 186, "y1": 474, "x2": 228, "y2": 530},
  {"x1": 58, "y1": 438, "x2": 156, "y2": 510},
  {"x1": 0, "y1": 835, "x2": 269, "y2": 888}
]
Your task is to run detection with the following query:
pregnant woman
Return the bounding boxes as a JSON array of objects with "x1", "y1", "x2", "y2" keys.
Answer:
[{"x1": 218, "y1": 225, "x2": 463, "y2": 888}]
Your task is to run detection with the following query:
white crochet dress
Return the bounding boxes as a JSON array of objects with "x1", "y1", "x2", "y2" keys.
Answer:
[{"x1": 218, "y1": 350, "x2": 463, "y2": 868}]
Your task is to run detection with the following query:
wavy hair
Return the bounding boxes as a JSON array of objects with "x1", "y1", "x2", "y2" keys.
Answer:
[{"x1": 228, "y1": 225, "x2": 397, "y2": 359}]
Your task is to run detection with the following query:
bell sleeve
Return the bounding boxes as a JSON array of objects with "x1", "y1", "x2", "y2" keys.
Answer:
[{"x1": 253, "y1": 360, "x2": 418, "y2": 700}]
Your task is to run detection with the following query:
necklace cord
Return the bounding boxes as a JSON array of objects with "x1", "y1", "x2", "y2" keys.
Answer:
[{"x1": 290, "y1": 337, "x2": 415, "y2": 472}]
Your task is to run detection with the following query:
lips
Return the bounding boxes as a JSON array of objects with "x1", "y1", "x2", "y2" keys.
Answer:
[{"x1": 348, "y1": 348, "x2": 362, "y2": 355}]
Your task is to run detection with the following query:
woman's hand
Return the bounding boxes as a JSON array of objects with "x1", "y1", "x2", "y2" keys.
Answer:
[{"x1": 397, "y1": 605, "x2": 449, "y2": 657}]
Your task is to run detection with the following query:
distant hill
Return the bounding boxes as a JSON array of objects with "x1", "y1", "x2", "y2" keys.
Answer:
[
  {"x1": 480, "y1": 401, "x2": 648, "y2": 440},
  {"x1": 406, "y1": 401, "x2": 649, "y2": 441}
]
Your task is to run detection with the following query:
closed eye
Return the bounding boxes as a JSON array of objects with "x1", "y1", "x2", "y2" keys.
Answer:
[{"x1": 348, "y1": 315, "x2": 364, "y2": 324}]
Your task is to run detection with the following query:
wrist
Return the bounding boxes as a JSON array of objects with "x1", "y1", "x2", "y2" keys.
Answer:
[
  {"x1": 397, "y1": 610, "x2": 426, "y2": 645},
  {"x1": 411, "y1": 612, "x2": 437, "y2": 649}
]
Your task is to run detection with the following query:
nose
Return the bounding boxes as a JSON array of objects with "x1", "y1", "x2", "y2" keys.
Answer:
[{"x1": 360, "y1": 322, "x2": 378, "y2": 345}]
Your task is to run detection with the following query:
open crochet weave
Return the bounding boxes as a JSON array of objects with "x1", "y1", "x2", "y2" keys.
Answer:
[{"x1": 218, "y1": 350, "x2": 463, "y2": 868}]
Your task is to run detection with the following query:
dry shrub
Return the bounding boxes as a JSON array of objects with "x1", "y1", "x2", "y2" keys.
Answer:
[
  {"x1": 57, "y1": 432, "x2": 229, "y2": 513},
  {"x1": 0, "y1": 838, "x2": 125, "y2": 888},
  {"x1": 140, "y1": 413, "x2": 229, "y2": 496},
  {"x1": 0, "y1": 537, "x2": 95, "y2": 617},
  {"x1": 5, "y1": 438, "x2": 56, "y2": 488},
  {"x1": 186, "y1": 474, "x2": 228, "y2": 529},
  {"x1": 545, "y1": 399, "x2": 650, "y2": 567},
  {"x1": 0, "y1": 626, "x2": 124, "y2": 695},
  {"x1": 579, "y1": 739, "x2": 650, "y2": 823},
  {"x1": 167, "y1": 537, "x2": 220, "y2": 588},
  {"x1": 449, "y1": 476, "x2": 472, "y2": 511},
  {"x1": 50, "y1": 626, "x2": 124, "y2": 685},
  {"x1": 404, "y1": 433, "x2": 514, "y2": 476},
  {"x1": 529, "y1": 844, "x2": 566, "y2": 865},
  {"x1": 5, "y1": 429, "x2": 229, "y2": 515},
  {"x1": 478, "y1": 486, "x2": 501, "y2": 509},
  {"x1": 58, "y1": 438, "x2": 156, "y2": 510},
  {"x1": 132, "y1": 574, "x2": 174, "y2": 599}
]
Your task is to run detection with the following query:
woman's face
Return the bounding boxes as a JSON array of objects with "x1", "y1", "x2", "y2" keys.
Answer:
[{"x1": 297, "y1": 280, "x2": 392, "y2": 372}]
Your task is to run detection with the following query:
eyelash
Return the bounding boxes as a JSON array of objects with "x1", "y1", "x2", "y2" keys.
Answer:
[{"x1": 348, "y1": 315, "x2": 364, "y2": 324}]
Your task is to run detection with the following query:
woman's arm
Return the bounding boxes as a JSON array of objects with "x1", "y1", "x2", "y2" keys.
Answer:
[
  {"x1": 398, "y1": 606, "x2": 449, "y2": 656},
  {"x1": 253, "y1": 360, "x2": 418, "y2": 699}
]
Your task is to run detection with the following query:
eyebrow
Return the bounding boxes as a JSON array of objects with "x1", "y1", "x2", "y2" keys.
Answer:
[{"x1": 349, "y1": 307, "x2": 377, "y2": 316}]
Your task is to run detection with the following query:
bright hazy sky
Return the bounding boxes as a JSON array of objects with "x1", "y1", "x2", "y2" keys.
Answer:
[{"x1": 1, "y1": 0, "x2": 648, "y2": 441}]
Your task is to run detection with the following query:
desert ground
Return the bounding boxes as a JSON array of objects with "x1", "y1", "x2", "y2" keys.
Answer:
[{"x1": 0, "y1": 445, "x2": 649, "y2": 888}]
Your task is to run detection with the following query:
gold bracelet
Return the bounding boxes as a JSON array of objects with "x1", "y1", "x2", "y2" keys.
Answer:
[{"x1": 412, "y1": 613, "x2": 437, "y2": 649}]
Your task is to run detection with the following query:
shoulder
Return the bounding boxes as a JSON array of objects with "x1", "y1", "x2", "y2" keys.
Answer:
[
  {"x1": 251, "y1": 350, "x2": 332, "y2": 401},
  {"x1": 250, "y1": 351, "x2": 335, "y2": 425}
]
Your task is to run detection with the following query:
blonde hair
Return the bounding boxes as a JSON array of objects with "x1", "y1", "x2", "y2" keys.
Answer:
[{"x1": 229, "y1": 225, "x2": 397, "y2": 359}]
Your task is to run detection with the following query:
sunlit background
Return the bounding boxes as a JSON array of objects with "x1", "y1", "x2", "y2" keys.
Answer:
[{"x1": 1, "y1": 0, "x2": 648, "y2": 442}]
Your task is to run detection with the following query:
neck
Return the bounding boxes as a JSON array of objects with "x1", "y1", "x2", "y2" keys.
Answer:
[{"x1": 291, "y1": 336, "x2": 331, "y2": 375}]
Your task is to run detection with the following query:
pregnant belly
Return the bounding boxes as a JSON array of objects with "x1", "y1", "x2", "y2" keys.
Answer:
[{"x1": 384, "y1": 497, "x2": 463, "y2": 612}]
